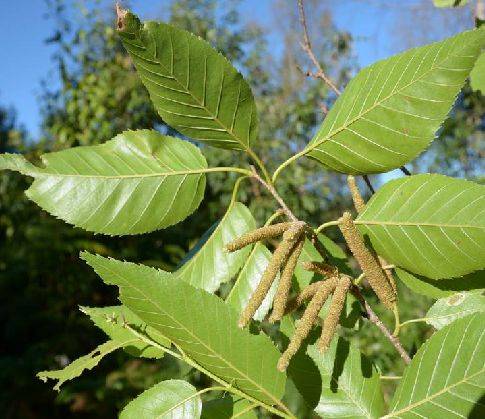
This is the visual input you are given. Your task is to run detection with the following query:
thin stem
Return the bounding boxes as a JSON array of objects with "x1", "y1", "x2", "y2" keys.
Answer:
[
  {"x1": 272, "y1": 148, "x2": 307, "y2": 184},
  {"x1": 315, "y1": 220, "x2": 341, "y2": 234},
  {"x1": 204, "y1": 167, "x2": 253, "y2": 176},
  {"x1": 393, "y1": 304, "x2": 401, "y2": 336},
  {"x1": 246, "y1": 147, "x2": 272, "y2": 185},
  {"x1": 297, "y1": 0, "x2": 341, "y2": 96},
  {"x1": 380, "y1": 375, "x2": 402, "y2": 380},
  {"x1": 400, "y1": 166, "x2": 412, "y2": 176},
  {"x1": 351, "y1": 287, "x2": 411, "y2": 365},
  {"x1": 354, "y1": 272, "x2": 365, "y2": 286},
  {"x1": 363, "y1": 175, "x2": 375, "y2": 194},
  {"x1": 399, "y1": 317, "x2": 429, "y2": 329},
  {"x1": 230, "y1": 176, "x2": 250, "y2": 207}
]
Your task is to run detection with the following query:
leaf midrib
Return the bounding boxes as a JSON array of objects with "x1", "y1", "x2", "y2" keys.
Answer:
[
  {"x1": 383, "y1": 368, "x2": 484, "y2": 417},
  {"x1": 106, "y1": 263, "x2": 283, "y2": 407},
  {"x1": 355, "y1": 220, "x2": 483, "y2": 229},
  {"x1": 34, "y1": 168, "x2": 209, "y2": 179},
  {"x1": 304, "y1": 35, "x2": 470, "y2": 155}
]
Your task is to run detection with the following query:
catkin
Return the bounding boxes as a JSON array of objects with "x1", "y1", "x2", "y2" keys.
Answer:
[
  {"x1": 238, "y1": 222, "x2": 305, "y2": 328},
  {"x1": 284, "y1": 280, "x2": 326, "y2": 314},
  {"x1": 302, "y1": 261, "x2": 338, "y2": 277},
  {"x1": 225, "y1": 222, "x2": 293, "y2": 252},
  {"x1": 379, "y1": 255, "x2": 397, "y2": 294},
  {"x1": 318, "y1": 275, "x2": 351, "y2": 352},
  {"x1": 339, "y1": 212, "x2": 396, "y2": 309},
  {"x1": 277, "y1": 276, "x2": 338, "y2": 371},
  {"x1": 269, "y1": 238, "x2": 305, "y2": 323},
  {"x1": 347, "y1": 175, "x2": 366, "y2": 214}
]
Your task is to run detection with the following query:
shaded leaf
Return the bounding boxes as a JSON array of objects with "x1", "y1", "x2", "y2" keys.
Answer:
[
  {"x1": 175, "y1": 202, "x2": 255, "y2": 293},
  {"x1": 1, "y1": 130, "x2": 207, "y2": 235},
  {"x1": 38, "y1": 339, "x2": 130, "y2": 391},
  {"x1": 387, "y1": 313, "x2": 485, "y2": 418},
  {"x1": 81, "y1": 305, "x2": 169, "y2": 358},
  {"x1": 82, "y1": 253, "x2": 287, "y2": 406},
  {"x1": 120, "y1": 379, "x2": 202, "y2": 419},
  {"x1": 356, "y1": 174, "x2": 485, "y2": 279},
  {"x1": 305, "y1": 30, "x2": 484, "y2": 174},
  {"x1": 426, "y1": 290, "x2": 485, "y2": 329},
  {"x1": 119, "y1": 11, "x2": 258, "y2": 151},
  {"x1": 396, "y1": 268, "x2": 485, "y2": 299},
  {"x1": 226, "y1": 243, "x2": 278, "y2": 321},
  {"x1": 201, "y1": 395, "x2": 257, "y2": 419},
  {"x1": 308, "y1": 338, "x2": 386, "y2": 418}
]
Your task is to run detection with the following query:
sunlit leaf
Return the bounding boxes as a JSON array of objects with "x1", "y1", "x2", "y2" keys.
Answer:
[{"x1": 470, "y1": 52, "x2": 485, "y2": 93}]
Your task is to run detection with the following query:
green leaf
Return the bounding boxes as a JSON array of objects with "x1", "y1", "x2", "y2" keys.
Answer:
[
  {"x1": 120, "y1": 379, "x2": 202, "y2": 419},
  {"x1": 119, "y1": 11, "x2": 258, "y2": 151},
  {"x1": 0, "y1": 153, "x2": 41, "y2": 175},
  {"x1": 425, "y1": 291, "x2": 485, "y2": 329},
  {"x1": 81, "y1": 253, "x2": 287, "y2": 406},
  {"x1": 356, "y1": 174, "x2": 485, "y2": 279},
  {"x1": 175, "y1": 202, "x2": 255, "y2": 293},
  {"x1": 470, "y1": 52, "x2": 485, "y2": 93},
  {"x1": 433, "y1": 0, "x2": 468, "y2": 7},
  {"x1": 2, "y1": 130, "x2": 207, "y2": 235},
  {"x1": 304, "y1": 29, "x2": 484, "y2": 174},
  {"x1": 81, "y1": 305, "x2": 170, "y2": 358},
  {"x1": 226, "y1": 243, "x2": 278, "y2": 321},
  {"x1": 38, "y1": 339, "x2": 130, "y2": 390},
  {"x1": 396, "y1": 268, "x2": 485, "y2": 299},
  {"x1": 387, "y1": 312, "x2": 485, "y2": 418},
  {"x1": 308, "y1": 338, "x2": 386, "y2": 418}
]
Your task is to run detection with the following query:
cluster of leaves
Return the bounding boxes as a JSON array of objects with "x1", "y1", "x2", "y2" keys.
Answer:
[{"x1": 1, "y1": 2, "x2": 485, "y2": 418}]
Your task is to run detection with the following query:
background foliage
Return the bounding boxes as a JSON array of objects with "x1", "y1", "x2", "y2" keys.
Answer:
[{"x1": 0, "y1": 0, "x2": 483, "y2": 417}]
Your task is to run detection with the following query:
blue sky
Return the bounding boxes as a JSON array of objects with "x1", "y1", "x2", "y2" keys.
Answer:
[{"x1": 0, "y1": 0, "x2": 473, "y2": 137}]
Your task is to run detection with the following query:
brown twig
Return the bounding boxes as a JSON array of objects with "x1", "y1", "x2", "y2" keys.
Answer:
[
  {"x1": 297, "y1": 0, "x2": 341, "y2": 96},
  {"x1": 351, "y1": 286, "x2": 411, "y2": 365}
]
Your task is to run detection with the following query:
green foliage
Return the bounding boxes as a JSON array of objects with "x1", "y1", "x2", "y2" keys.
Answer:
[
  {"x1": 356, "y1": 174, "x2": 485, "y2": 279},
  {"x1": 118, "y1": 12, "x2": 258, "y2": 152},
  {"x1": 301, "y1": 29, "x2": 485, "y2": 174},
  {"x1": 1, "y1": 3, "x2": 485, "y2": 418},
  {"x1": 120, "y1": 379, "x2": 202, "y2": 418},
  {"x1": 433, "y1": 0, "x2": 468, "y2": 7},
  {"x1": 470, "y1": 52, "x2": 485, "y2": 93},
  {"x1": 387, "y1": 313, "x2": 485, "y2": 418},
  {"x1": 81, "y1": 252, "x2": 287, "y2": 406},
  {"x1": 175, "y1": 202, "x2": 256, "y2": 292}
]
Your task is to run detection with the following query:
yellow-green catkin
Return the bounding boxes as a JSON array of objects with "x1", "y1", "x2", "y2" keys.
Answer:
[
  {"x1": 318, "y1": 275, "x2": 351, "y2": 352},
  {"x1": 269, "y1": 238, "x2": 305, "y2": 323},
  {"x1": 238, "y1": 222, "x2": 305, "y2": 328},
  {"x1": 277, "y1": 276, "x2": 338, "y2": 371},
  {"x1": 284, "y1": 280, "x2": 326, "y2": 314},
  {"x1": 347, "y1": 175, "x2": 366, "y2": 214},
  {"x1": 378, "y1": 255, "x2": 397, "y2": 294},
  {"x1": 339, "y1": 212, "x2": 396, "y2": 309},
  {"x1": 225, "y1": 222, "x2": 293, "y2": 252},
  {"x1": 302, "y1": 261, "x2": 338, "y2": 277}
]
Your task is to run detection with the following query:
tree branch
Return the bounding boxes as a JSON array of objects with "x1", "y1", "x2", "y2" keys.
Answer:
[{"x1": 297, "y1": 0, "x2": 341, "y2": 96}]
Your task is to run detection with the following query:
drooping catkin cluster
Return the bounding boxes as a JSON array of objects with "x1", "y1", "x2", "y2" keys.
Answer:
[
  {"x1": 226, "y1": 221, "x2": 306, "y2": 328},
  {"x1": 339, "y1": 212, "x2": 396, "y2": 309}
]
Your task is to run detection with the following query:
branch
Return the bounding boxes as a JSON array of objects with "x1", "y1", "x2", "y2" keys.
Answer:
[
  {"x1": 297, "y1": 0, "x2": 341, "y2": 96},
  {"x1": 351, "y1": 286, "x2": 411, "y2": 365}
]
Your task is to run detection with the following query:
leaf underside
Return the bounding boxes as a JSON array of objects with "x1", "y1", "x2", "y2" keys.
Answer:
[
  {"x1": 388, "y1": 312, "x2": 485, "y2": 418},
  {"x1": 119, "y1": 12, "x2": 258, "y2": 151},
  {"x1": 175, "y1": 202, "x2": 256, "y2": 293},
  {"x1": 82, "y1": 253, "x2": 286, "y2": 406},
  {"x1": 306, "y1": 29, "x2": 484, "y2": 174},
  {"x1": 1, "y1": 130, "x2": 207, "y2": 235},
  {"x1": 120, "y1": 379, "x2": 202, "y2": 419},
  {"x1": 356, "y1": 174, "x2": 485, "y2": 279}
]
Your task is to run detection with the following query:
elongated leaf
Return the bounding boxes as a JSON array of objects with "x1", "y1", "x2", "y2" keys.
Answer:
[
  {"x1": 81, "y1": 306, "x2": 169, "y2": 358},
  {"x1": 387, "y1": 312, "x2": 485, "y2": 418},
  {"x1": 0, "y1": 153, "x2": 41, "y2": 175},
  {"x1": 82, "y1": 253, "x2": 286, "y2": 406},
  {"x1": 118, "y1": 11, "x2": 258, "y2": 151},
  {"x1": 120, "y1": 379, "x2": 202, "y2": 419},
  {"x1": 38, "y1": 339, "x2": 131, "y2": 390},
  {"x1": 396, "y1": 268, "x2": 485, "y2": 299},
  {"x1": 304, "y1": 30, "x2": 484, "y2": 174},
  {"x1": 226, "y1": 243, "x2": 278, "y2": 321},
  {"x1": 425, "y1": 291, "x2": 485, "y2": 329},
  {"x1": 356, "y1": 174, "x2": 485, "y2": 279},
  {"x1": 0, "y1": 130, "x2": 207, "y2": 235},
  {"x1": 308, "y1": 338, "x2": 386, "y2": 418},
  {"x1": 470, "y1": 52, "x2": 485, "y2": 93},
  {"x1": 175, "y1": 202, "x2": 255, "y2": 293}
]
